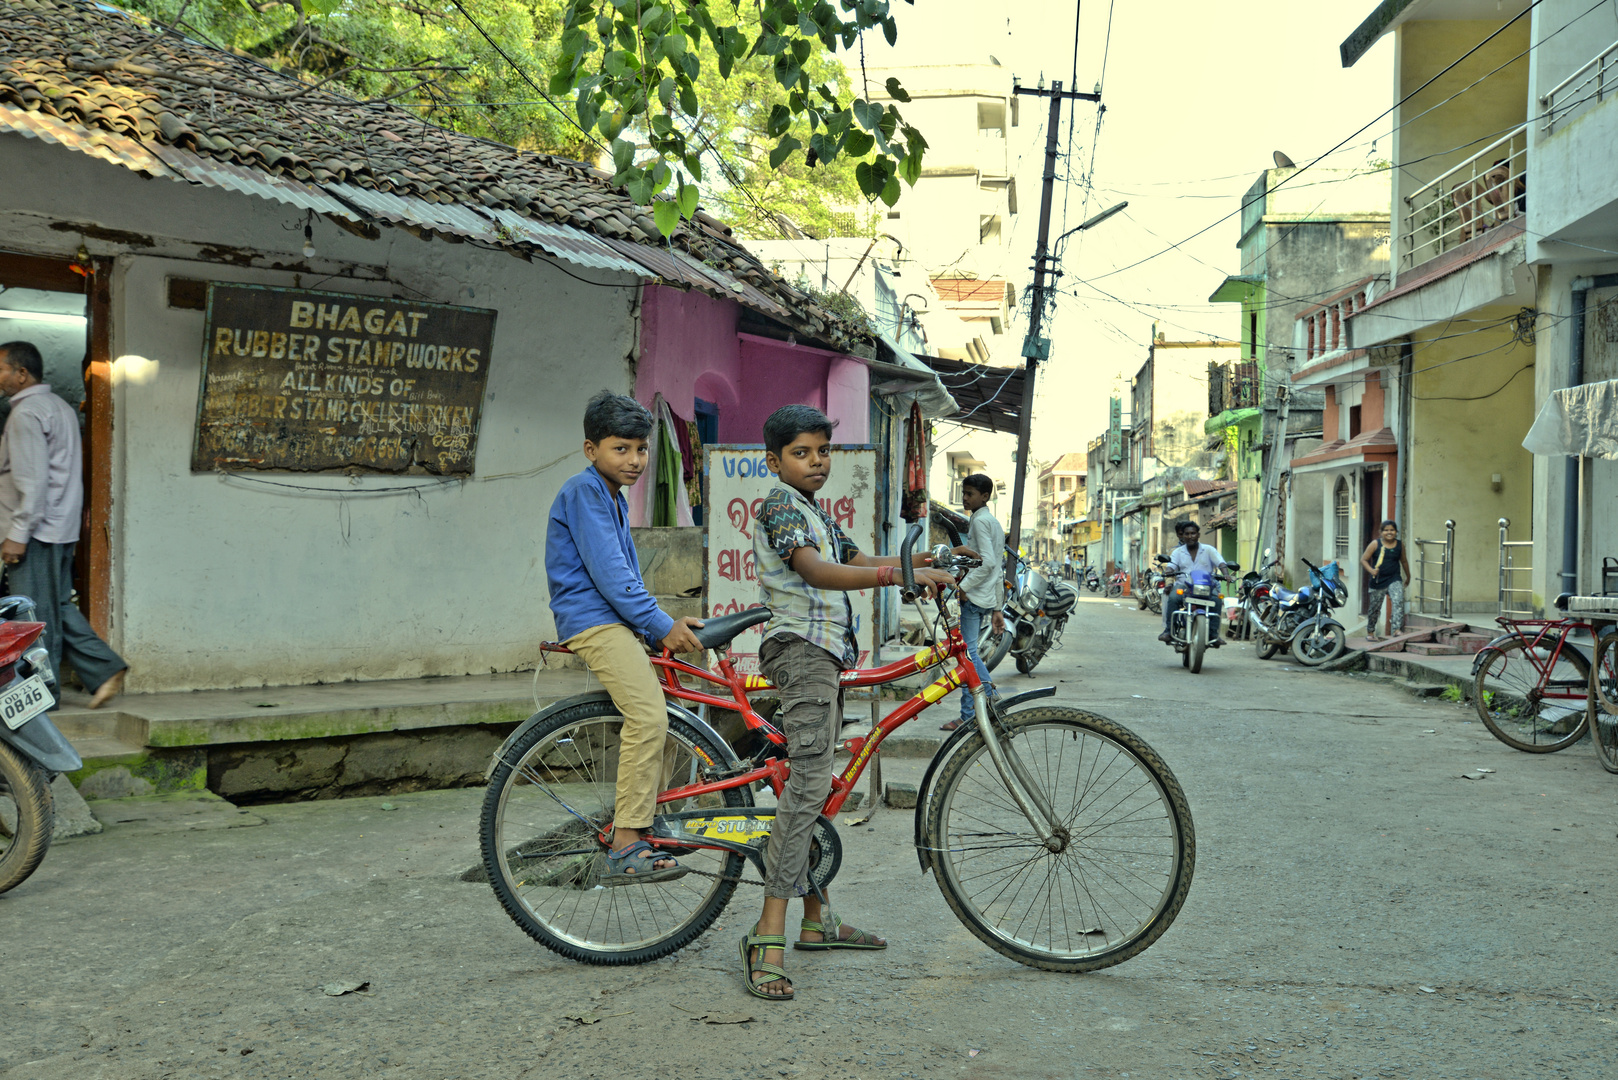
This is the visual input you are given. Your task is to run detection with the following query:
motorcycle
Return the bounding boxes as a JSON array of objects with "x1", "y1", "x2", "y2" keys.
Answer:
[
  {"x1": 1163, "y1": 563, "x2": 1236, "y2": 674},
  {"x1": 1083, "y1": 566, "x2": 1102, "y2": 593},
  {"x1": 1137, "y1": 556, "x2": 1168, "y2": 615},
  {"x1": 976, "y1": 547, "x2": 1080, "y2": 675},
  {"x1": 1227, "y1": 557, "x2": 1281, "y2": 642},
  {"x1": 1289, "y1": 557, "x2": 1349, "y2": 666},
  {"x1": 0, "y1": 595, "x2": 77, "y2": 895},
  {"x1": 1249, "y1": 557, "x2": 1348, "y2": 664}
]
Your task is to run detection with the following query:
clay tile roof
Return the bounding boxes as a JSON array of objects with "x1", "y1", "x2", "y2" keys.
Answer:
[
  {"x1": 1182, "y1": 478, "x2": 1235, "y2": 497},
  {"x1": 0, "y1": 0, "x2": 862, "y2": 350}
]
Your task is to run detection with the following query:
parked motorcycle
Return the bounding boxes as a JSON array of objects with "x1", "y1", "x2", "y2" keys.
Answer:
[
  {"x1": 1289, "y1": 557, "x2": 1349, "y2": 666},
  {"x1": 976, "y1": 547, "x2": 1080, "y2": 675},
  {"x1": 1249, "y1": 557, "x2": 1348, "y2": 665},
  {"x1": 0, "y1": 595, "x2": 77, "y2": 895},
  {"x1": 1137, "y1": 556, "x2": 1168, "y2": 615},
  {"x1": 1083, "y1": 566, "x2": 1102, "y2": 593},
  {"x1": 1227, "y1": 558, "x2": 1281, "y2": 642},
  {"x1": 1163, "y1": 563, "x2": 1237, "y2": 674}
]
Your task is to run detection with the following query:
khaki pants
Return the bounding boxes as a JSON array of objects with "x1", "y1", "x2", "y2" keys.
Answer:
[
  {"x1": 564, "y1": 623, "x2": 668, "y2": 831},
  {"x1": 758, "y1": 633, "x2": 843, "y2": 899}
]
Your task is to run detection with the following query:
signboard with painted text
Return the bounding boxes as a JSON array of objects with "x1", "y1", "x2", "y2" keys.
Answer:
[
  {"x1": 194, "y1": 283, "x2": 496, "y2": 474},
  {"x1": 704, "y1": 444, "x2": 878, "y2": 676}
]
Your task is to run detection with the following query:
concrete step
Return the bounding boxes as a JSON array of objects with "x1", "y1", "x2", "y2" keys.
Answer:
[
  {"x1": 1405, "y1": 641, "x2": 1462, "y2": 656},
  {"x1": 1454, "y1": 633, "x2": 1493, "y2": 653}
]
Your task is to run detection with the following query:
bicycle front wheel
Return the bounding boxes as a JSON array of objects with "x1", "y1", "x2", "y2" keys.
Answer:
[
  {"x1": 480, "y1": 701, "x2": 752, "y2": 964},
  {"x1": 1591, "y1": 632, "x2": 1618, "y2": 773},
  {"x1": 1474, "y1": 638, "x2": 1589, "y2": 753},
  {"x1": 926, "y1": 706, "x2": 1195, "y2": 972}
]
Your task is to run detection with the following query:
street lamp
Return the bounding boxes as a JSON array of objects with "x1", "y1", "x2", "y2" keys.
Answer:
[{"x1": 1053, "y1": 201, "x2": 1127, "y2": 250}]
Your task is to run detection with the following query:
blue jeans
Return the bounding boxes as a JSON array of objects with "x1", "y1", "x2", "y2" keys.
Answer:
[{"x1": 957, "y1": 600, "x2": 999, "y2": 723}]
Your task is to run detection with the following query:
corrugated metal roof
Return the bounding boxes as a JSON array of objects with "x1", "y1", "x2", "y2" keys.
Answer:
[
  {"x1": 0, "y1": 102, "x2": 174, "y2": 178},
  {"x1": 154, "y1": 144, "x2": 358, "y2": 219},
  {"x1": 483, "y1": 207, "x2": 650, "y2": 277}
]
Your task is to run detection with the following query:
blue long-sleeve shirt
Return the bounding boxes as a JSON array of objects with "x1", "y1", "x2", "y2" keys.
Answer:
[{"x1": 546, "y1": 466, "x2": 676, "y2": 646}]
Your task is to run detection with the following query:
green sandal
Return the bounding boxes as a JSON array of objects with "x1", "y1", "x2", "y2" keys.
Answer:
[
  {"x1": 794, "y1": 911, "x2": 888, "y2": 951},
  {"x1": 740, "y1": 926, "x2": 795, "y2": 1001}
]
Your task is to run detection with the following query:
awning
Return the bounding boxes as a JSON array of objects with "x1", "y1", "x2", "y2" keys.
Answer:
[
  {"x1": 873, "y1": 333, "x2": 958, "y2": 419},
  {"x1": 1523, "y1": 380, "x2": 1618, "y2": 459},
  {"x1": 1209, "y1": 274, "x2": 1263, "y2": 304},
  {"x1": 912, "y1": 355, "x2": 1026, "y2": 434}
]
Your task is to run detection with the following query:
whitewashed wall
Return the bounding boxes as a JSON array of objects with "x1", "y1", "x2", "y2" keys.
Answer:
[{"x1": 0, "y1": 134, "x2": 641, "y2": 691}]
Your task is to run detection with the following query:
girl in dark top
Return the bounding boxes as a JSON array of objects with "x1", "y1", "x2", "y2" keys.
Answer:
[{"x1": 1360, "y1": 520, "x2": 1412, "y2": 641}]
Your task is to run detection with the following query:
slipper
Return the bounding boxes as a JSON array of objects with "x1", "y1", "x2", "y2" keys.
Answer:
[
  {"x1": 740, "y1": 926, "x2": 794, "y2": 1001},
  {"x1": 795, "y1": 911, "x2": 887, "y2": 951},
  {"x1": 602, "y1": 839, "x2": 688, "y2": 887},
  {"x1": 940, "y1": 719, "x2": 963, "y2": 731}
]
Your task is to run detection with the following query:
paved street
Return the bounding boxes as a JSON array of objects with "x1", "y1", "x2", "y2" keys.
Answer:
[{"x1": 5, "y1": 595, "x2": 1618, "y2": 1080}]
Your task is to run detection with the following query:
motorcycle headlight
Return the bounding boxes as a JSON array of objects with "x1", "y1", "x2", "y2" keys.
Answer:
[
  {"x1": 1334, "y1": 584, "x2": 1348, "y2": 603},
  {"x1": 1192, "y1": 584, "x2": 1211, "y2": 597}
]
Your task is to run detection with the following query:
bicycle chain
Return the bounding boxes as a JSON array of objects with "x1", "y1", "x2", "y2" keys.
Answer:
[{"x1": 680, "y1": 866, "x2": 766, "y2": 887}]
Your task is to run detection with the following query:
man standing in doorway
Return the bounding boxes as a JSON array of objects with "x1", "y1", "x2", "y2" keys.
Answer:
[{"x1": 0, "y1": 341, "x2": 126, "y2": 708}]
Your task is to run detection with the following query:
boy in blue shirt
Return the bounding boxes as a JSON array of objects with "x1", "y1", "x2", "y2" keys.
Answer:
[{"x1": 545, "y1": 391, "x2": 705, "y2": 885}]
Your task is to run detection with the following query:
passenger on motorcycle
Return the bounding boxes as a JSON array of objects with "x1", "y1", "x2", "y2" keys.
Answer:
[{"x1": 1158, "y1": 520, "x2": 1229, "y2": 645}]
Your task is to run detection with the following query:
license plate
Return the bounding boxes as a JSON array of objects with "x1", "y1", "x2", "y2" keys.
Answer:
[{"x1": 0, "y1": 674, "x2": 51, "y2": 731}]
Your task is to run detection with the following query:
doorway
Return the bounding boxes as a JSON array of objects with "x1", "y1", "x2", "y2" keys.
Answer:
[
  {"x1": 0, "y1": 249, "x2": 112, "y2": 638},
  {"x1": 1359, "y1": 469, "x2": 1383, "y2": 616}
]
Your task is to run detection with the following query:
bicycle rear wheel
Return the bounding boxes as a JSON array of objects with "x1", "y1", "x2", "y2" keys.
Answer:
[
  {"x1": 1591, "y1": 632, "x2": 1618, "y2": 774},
  {"x1": 480, "y1": 701, "x2": 751, "y2": 964},
  {"x1": 926, "y1": 706, "x2": 1195, "y2": 972},
  {"x1": 1474, "y1": 638, "x2": 1589, "y2": 753}
]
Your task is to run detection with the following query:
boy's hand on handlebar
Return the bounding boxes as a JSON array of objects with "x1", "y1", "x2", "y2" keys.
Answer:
[
  {"x1": 660, "y1": 617, "x2": 706, "y2": 654},
  {"x1": 912, "y1": 567, "x2": 956, "y2": 597}
]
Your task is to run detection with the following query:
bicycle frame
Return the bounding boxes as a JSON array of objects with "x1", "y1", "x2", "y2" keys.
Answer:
[
  {"x1": 1487, "y1": 617, "x2": 1593, "y2": 701},
  {"x1": 537, "y1": 623, "x2": 979, "y2": 823}
]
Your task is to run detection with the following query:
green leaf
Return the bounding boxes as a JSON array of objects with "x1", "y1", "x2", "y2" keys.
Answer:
[
  {"x1": 654, "y1": 199, "x2": 681, "y2": 237},
  {"x1": 791, "y1": 38, "x2": 811, "y2": 64},
  {"x1": 881, "y1": 15, "x2": 897, "y2": 45},
  {"x1": 843, "y1": 127, "x2": 874, "y2": 157},
  {"x1": 769, "y1": 134, "x2": 803, "y2": 169},
  {"x1": 766, "y1": 103, "x2": 792, "y2": 137},
  {"x1": 662, "y1": 30, "x2": 687, "y2": 57},
  {"x1": 550, "y1": 68, "x2": 575, "y2": 96},
  {"x1": 855, "y1": 159, "x2": 878, "y2": 197},
  {"x1": 897, "y1": 150, "x2": 922, "y2": 185},
  {"x1": 302, "y1": 0, "x2": 340, "y2": 14},
  {"x1": 881, "y1": 175, "x2": 900, "y2": 206},
  {"x1": 638, "y1": 5, "x2": 665, "y2": 29},
  {"x1": 577, "y1": 96, "x2": 601, "y2": 133},
  {"x1": 651, "y1": 161, "x2": 673, "y2": 194},
  {"x1": 651, "y1": 112, "x2": 675, "y2": 137},
  {"x1": 852, "y1": 99, "x2": 880, "y2": 131},
  {"x1": 677, "y1": 179, "x2": 700, "y2": 217},
  {"x1": 757, "y1": 32, "x2": 789, "y2": 55},
  {"x1": 678, "y1": 81, "x2": 699, "y2": 116},
  {"x1": 682, "y1": 154, "x2": 704, "y2": 182},
  {"x1": 596, "y1": 13, "x2": 614, "y2": 37},
  {"x1": 884, "y1": 77, "x2": 911, "y2": 103},
  {"x1": 611, "y1": 137, "x2": 636, "y2": 174},
  {"x1": 817, "y1": 83, "x2": 836, "y2": 104},
  {"x1": 658, "y1": 76, "x2": 677, "y2": 110},
  {"x1": 625, "y1": 169, "x2": 655, "y2": 203},
  {"x1": 798, "y1": 12, "x2": 819, "y2": 36}
]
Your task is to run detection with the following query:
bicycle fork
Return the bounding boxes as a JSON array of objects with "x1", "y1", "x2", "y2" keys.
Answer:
[{"x1": 970, "y1": 687, "x2": 1065, "y2": 852}]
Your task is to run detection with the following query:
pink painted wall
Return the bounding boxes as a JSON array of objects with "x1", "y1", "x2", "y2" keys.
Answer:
[{"x1": 630, "y1": 285, "x2": 872, "y2": 524}]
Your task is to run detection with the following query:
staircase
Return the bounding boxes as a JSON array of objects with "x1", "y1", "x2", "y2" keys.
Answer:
[{"x1": 1349, "y1": 612, "x2": 1497, "y2": 656}]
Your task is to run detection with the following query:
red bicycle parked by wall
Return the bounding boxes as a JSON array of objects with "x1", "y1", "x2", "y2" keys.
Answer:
[{"x1": 479, "y1": 525, "x2": 1195, "y2": 973}]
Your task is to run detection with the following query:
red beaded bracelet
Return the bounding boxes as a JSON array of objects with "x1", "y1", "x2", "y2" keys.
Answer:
[{"x1": 877, "y1": 565, "x2": 895, "y2": 587}]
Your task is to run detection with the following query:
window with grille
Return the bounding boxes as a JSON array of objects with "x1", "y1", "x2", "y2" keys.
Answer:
[{"x1": 1333, "y1": 478, "x2": 1351, "y2": 561}]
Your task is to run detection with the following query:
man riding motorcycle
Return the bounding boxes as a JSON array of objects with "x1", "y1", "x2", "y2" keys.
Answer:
[{"x1": 1158, "y1": 520, "x2": 1229, "y2": 647}]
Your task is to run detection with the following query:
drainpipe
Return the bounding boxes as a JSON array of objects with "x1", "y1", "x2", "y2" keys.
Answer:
[
  {"x1": 1564, "y1": 273, "x2": 1618, "y2": 595},
  {"x1": 1395, "y1": 338, "x2": 1413, "y2": 536}
]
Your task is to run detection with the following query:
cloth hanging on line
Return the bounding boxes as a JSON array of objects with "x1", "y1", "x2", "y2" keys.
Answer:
[
  {"x1": 901, "y1": 400, "x2": 927, "y2": 522},
  {"x1": 646, "y1": 393, "x2": 695, "y2": 527}
]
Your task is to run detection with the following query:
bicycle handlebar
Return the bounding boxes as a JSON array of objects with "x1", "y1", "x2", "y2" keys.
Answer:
[{"x1": 899, "y1": 522, "x2": 922, "y2": 602}]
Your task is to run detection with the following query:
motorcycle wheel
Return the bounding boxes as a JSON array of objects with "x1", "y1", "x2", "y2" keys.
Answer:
[
  {"x1": 1015, "y1": 639, "x2": 1047, "y2": 674},
  {"x1": 1253, "y1": 601, "x2": 1282, "y2": 660},
  {"x1": 1135, "y1": 591, "x2": 1148, "y2": 610},
  {"x1": 1148, "y1": 595, "x2": 1162, "y2": 615},
  {"x1": 1189, "y1": 617, "x2": 1207, "y2": 674},
  {"x1": 1106, "y1": 583, "x2": 1123, "y2": 599},
  {"x1": 1291, "y1": 621, "x2": 1347, "y2": 666},
  {"x1": 0, "y1": 739, "x2": 54, "y2": 895},
  {"x1": 978, "y1": 621, "x2": 1013, "y2": 673}
]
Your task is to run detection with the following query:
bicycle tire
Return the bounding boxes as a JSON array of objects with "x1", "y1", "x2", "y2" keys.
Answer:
[
  {"x1": 1591, "y1": 632, "x2": 1618, "y2": 774},
  {"x1": 1189, "y1": 617, "x2": 1206, "y2": 674},
  {"x1": 0, "y1": 739, "x2": 54, "y2": 895},
  {"x1": 480, "y1": 701, "x2": 752, "y2": 964},
  {"x1": 1473, "y1": 638, "x2": 1590, "y2": 753},
  {"x1": 926, "y1": 706, "x2": 1195, "y2": 972}
]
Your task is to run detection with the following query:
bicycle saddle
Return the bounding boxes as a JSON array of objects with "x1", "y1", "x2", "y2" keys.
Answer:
[{"x1": 692, "y1": 607, "x2": 772, "y2": 650}]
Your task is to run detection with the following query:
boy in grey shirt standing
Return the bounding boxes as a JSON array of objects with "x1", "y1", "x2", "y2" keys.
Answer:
[{"x1": 946, "y1": 473, "x2": 1005, "y2": 731}]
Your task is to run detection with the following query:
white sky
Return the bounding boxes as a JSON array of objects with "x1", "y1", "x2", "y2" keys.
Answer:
[{"x1": 872, "y1": 0, "x2": 1397, "y2": 461}]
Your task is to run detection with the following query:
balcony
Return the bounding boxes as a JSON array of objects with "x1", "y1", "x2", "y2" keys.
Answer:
[
  {"x1": 1399, "y1": 124, "x2": 1527, "y2": 272},
  {"x1": 1542, "y1": 38, "x2": 1618, "y2": 134},
  {"x1": 1207, "y1": 361, "x2": 1260, "y2": 415}
]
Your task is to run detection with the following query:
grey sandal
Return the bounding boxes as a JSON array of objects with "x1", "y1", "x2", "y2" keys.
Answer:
[
  {"x1": 602, "y1": 839, "x2": 689, "y2": 886},
  {"x1": 794, "y1": 911, "x2": 887, "y2": 951}
]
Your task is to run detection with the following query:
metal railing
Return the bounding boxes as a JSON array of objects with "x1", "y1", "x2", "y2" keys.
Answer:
[
  {"x1": 1542, "y1": 38, "x2": 1618, "y2": 134},
  {"x1": 1412, "y1": 519, "x2": 1455, "y2": 619},
  {"x1": 1499, "y1": 517, "x2": 1535, "y2": 618},
  {"x1": 1399, "y1": 124, "x2": 1527, "y2": 272}
]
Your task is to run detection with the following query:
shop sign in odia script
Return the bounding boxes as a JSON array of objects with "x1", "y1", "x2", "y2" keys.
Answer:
[
  {"x1": 193, "y1": 284, "x2": 496, "y2": 474},
  {"x1": 704, "y1": 445, "x2": 877, "y2": 675}
]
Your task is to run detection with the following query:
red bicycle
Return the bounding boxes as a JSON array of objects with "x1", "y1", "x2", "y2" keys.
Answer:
[
  {"x1": 479, "y1": 525, "x2": 1195, "y2": 972},
  {"x1": 1471, "y1": 615, "x2": 1598, "y2": 753}
]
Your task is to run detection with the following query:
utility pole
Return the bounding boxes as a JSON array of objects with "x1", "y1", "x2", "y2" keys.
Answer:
[{"x1": 1005, "y1": 80, "x2": 1101, "y2": 566}]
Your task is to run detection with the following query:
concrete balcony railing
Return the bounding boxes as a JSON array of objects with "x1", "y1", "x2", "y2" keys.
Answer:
[
  {"x1": 1399, "y1": 124, "x2": 1527, "y2": 272},
  {"x1": 1542, "y1": 37, "x2": 1618, "y2": 135}
]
